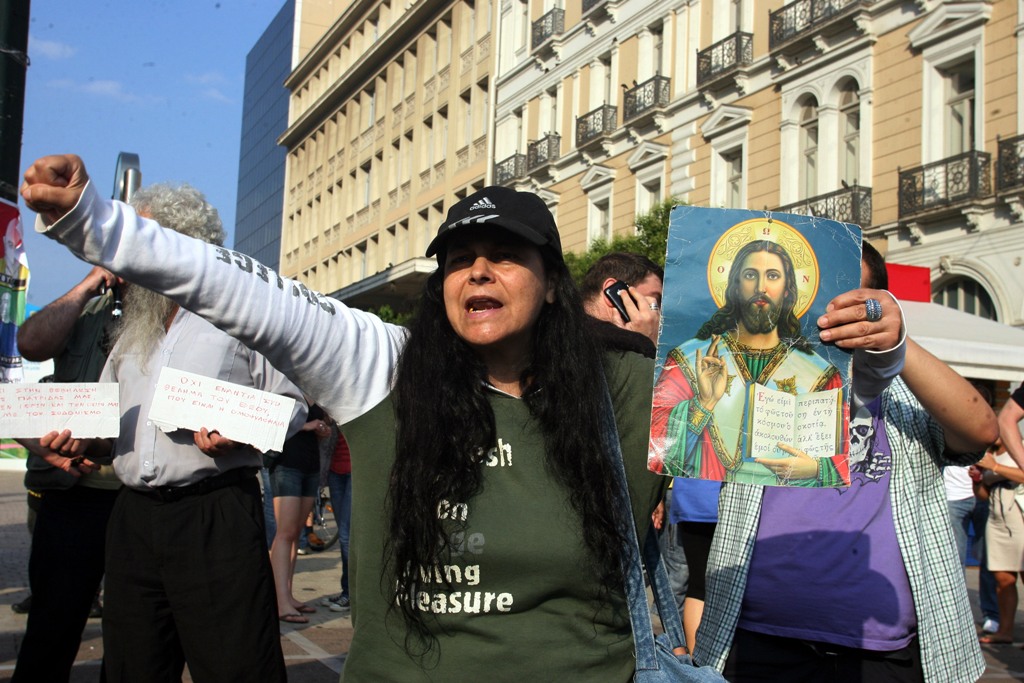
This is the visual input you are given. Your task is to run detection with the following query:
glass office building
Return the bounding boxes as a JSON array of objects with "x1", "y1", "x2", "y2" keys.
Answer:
[{"x1": 234, "y1": 0, "x2": 294, "y2": 269}]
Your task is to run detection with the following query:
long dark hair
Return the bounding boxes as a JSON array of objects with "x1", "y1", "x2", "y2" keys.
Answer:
[
  {"x1": 696, "y1": 240, "x2": 811, "y2": 352},
  {"x1": 387, "y1": 252, "x2": 630, "y2": 650}
]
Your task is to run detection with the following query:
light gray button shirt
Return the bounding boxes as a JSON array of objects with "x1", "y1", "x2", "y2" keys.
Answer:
[{"x1": 100, "y1": 308, "x2": 306, "y2": 490}]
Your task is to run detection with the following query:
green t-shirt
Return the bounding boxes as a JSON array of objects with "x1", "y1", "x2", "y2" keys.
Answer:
[{"x1": 342, "y1": 350, "x2": 663, "y2": 682}]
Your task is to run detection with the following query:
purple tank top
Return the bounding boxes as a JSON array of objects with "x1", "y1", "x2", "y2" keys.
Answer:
[{"x1": 739, "y1": 402, "x2": 917, "y2": 650}]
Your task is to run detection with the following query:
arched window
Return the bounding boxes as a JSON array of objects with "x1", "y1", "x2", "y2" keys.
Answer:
[
  {"x1": 933, "y1": 277, "x2": 996, "y2": 320},
  {"x1": 838, "y1": 80, "x2": 860, "y2": 186},
  {"x1": 799, "y1": 97, "x2": 819, "y2": 198}
]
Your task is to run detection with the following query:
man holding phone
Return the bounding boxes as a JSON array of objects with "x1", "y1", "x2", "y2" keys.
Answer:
[{"x1": 580, "y1": 252, "x2": 663, "y2": 352}]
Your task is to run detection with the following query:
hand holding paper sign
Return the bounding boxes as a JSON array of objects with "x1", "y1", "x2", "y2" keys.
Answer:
[
  {"x1": 40, "y1": 428, "x2": 86, "y2": 458},
  {"x1": 193, "y1": 427, "x2": 247, "y2": 457},
  {"x1": 19, "y1": 433, "x2": 100, "y2": 478},
  {"x1": 148, "y1": 367, "x2": 297, "y2": 453}
]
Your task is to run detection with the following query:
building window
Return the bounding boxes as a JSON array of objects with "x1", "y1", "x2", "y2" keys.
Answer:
[
  {"x1": 423, "y1": 116, "x2": 434, "y2": 170},
  {"x1": 839, "y1": 81, "x2": 860, "y2": 185},
  {"x1": 438, "y1": 106, "x2": 449, "y2": 160},
  {"x1": 360, "y1": 162, "x2": 372, "y2": 207},
  {"x1": 602, "y1": 56, "x2": 613, "y2": 105},
  {"x1": 934, "y1": 277, "x2": 996, "y2": 320},
  {"x1": 544, "y1": 87, "x2": 558, "y2": 135},
  {"x1": 461, "y1": 91, "x2": 473, "y2": 145},
  {"x1": 637, "y1": 180, "x2": 662, "y2": 215},
  {"x1": 724, "y1": 150, "x2": 743, "y2": 208},
  {"x1": 799, "y1": 97, "x2": 819, "y2": 198},
  {"x1": 944, "y1": 60, "x2": 975, "y2": 155},
  {"x1": 589, "y1": 199, "x2": 611, "y2": 244},
  {"x1": 911, "y1": 6, "x2": 986, "y2": 165}
]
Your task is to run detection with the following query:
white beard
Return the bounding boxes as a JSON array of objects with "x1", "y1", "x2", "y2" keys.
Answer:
[{"x1": 109, "y1": 285, "x2": 177, "y2": 373}]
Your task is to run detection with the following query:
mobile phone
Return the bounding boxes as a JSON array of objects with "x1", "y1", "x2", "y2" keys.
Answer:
[{"x1": 603, "y1": 280, "x2": 636, "y2": 323}]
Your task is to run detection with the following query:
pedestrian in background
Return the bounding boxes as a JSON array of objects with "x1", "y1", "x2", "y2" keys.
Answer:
[
  {"x1": 272, "y1": 399, "x2": 331, "y2": 623},
  {"x1": 321, "y1": 427, "x2": 353, "y2": 613}
]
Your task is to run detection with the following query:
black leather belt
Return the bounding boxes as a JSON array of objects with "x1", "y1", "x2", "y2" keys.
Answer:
[{"x1": 138, "y1": 467, "x2": 258, "y2": 503}]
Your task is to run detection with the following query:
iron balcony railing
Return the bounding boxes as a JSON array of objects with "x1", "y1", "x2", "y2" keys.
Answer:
[
  {"x1": 775, "y1": 185, "x2": 872, "y2": 227},
  {"x1": 996, "y1": 133, "x2": 1024, "y2": 192},
  {"x1": 494, "y1": 153, "x2": 526, "y2": 186},
  {"x1": 527, "y1": 133, "x2": 560, "y2": 172},
  {"x1": 531, "y1": 8, "x2": 564, "y2": 52},
  {"x1": 769, "y1": 0, "x2": 872, "y2": 49},
  {"x1": 697, "y1": 32, "x2": 753, "y2": 87},
  {"x1": 582, "y1": 0, "x2": 605, "y2": 14},
  {"x1": 623, "y1": 75, "x2": 671, "y2": 124},
  {"x1": 898, "y1": 150, "x2": 992, "y2": 217},
  {"x1": 576, "y1": 105, "x2": 617, "y2": 147}
]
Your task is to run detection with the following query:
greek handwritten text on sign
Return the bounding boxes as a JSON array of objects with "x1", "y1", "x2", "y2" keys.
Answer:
[
  {"x1": 148, "y1": 367, "x2": 296, "y2": 452},
  {"x1": 0, "y1": 383, "x2": 119, "y2": 437}
]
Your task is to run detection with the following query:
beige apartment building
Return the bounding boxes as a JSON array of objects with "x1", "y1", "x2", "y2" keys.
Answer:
[
  {"x1": 495, "y1": 0, "x2": 1023, "y2": 325},
  {"x1": 279, "y1": 0, "x2": 1023, "y2": 331},
  {"x1": 279, "y1": 0, "x2": 495, "y2": 310}
]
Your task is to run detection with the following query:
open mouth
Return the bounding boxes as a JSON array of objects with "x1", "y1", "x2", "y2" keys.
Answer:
[{"x1": 467, "y1": 297, "x2": 502, "y2": 313}]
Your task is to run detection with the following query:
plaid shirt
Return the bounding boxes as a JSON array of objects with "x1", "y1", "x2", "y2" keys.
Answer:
[{"x1": 694, "y1": 377, "x2": 985, "y2": 681}]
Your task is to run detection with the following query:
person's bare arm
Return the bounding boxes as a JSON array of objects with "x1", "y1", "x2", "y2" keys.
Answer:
[
  {"x1": 998, "y1": 397, "x2": 1024, "y2": 470},
  {"x1": 975, "y1": 450, "x2": 1024, "y2": 485},
  {"x1": 900, "y1": 337, "x2": 998, "y2": 454},
  {"x1": 17, "y1": 266, "x2": 115, "y2": 361}
]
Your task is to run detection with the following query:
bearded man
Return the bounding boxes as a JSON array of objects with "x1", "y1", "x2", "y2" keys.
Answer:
[
  {"x1": 649, "y1": 240, "x2": 843, "y2": 486},
  {"x1": 57, "y1": 183, "x2": 306, "y2": 683}
]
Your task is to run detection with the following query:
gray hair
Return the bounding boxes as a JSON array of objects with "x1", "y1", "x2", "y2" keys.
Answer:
[{"x1": 130, "y1": 182, "x2": 225, "y2": 246}]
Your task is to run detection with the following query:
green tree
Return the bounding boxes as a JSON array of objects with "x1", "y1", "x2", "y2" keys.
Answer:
[
  {"x1": 564, "y1": 197, "x2": 679, "y2": 284},
  {"x1": 370, "y1": 304, "x2": 413, "y2": 326}
]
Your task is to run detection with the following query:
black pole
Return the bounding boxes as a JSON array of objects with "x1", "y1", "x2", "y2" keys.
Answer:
[{"x1": 0, "y1": 0, "x2": 30, "y2": 203}]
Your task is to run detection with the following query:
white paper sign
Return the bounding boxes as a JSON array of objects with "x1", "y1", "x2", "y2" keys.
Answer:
[
  {"x1": 148, "y1": 367, "x2": 296, "y2": 453},
  {"x1": 0, "y1": 383, "x2": 120, "y2": 437}
]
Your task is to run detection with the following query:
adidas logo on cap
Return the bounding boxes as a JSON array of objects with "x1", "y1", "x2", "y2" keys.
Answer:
[{"x1": 468, "y1": 197, "x2": 497, "y2": 211}]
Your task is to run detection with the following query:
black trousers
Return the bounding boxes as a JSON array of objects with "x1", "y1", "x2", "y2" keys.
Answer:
[
  {"x1": 13, "y1": 485, "x2": 119, "y2": 683},
  {"x1": 724, "y1": 628, "x2": 924, "y2": 683},
  {"x1": 101, "y1": 476, "x2": 285, "y2": 683}
]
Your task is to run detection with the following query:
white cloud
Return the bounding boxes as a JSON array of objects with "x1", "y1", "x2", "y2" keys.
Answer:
[
  {"x1": 29, "y1": 36, "x2": 75, "y2": 60},
  {"x1": 201, "y1": 87, "x2": 233, "y2": 104},
  {"x1": 46, "y1": 78, "x2": 162, "y2": 105},
  {"x1": 186, "y1": 72, "x2": 227, "y2": 86}
]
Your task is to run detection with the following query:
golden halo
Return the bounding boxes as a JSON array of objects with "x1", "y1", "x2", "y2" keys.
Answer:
[{"x1": 706, "y1": 217, "x2": 819, "y2": 318}]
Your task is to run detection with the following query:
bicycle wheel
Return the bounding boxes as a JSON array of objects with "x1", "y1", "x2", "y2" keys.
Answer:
[{"x1": 311, "y1": 485, "x2": 339, "y2": 550}]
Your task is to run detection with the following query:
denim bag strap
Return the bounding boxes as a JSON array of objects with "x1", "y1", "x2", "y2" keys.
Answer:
[{"x1": 598, "y1": 374, "x2": 725, "y2": 682}]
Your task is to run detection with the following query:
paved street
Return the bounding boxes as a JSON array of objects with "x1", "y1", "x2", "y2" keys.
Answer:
[
  {"x1": 0, "y1": 468, "x2": 351, "y2": 682},
  {"x1": 2, "y1": 465, "x2": 1024, "y2": 681}
]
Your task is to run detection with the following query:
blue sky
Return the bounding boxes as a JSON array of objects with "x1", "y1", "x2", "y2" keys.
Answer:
[{"x1": 19, "y1": 0, "x2": 287, "y2": 307}]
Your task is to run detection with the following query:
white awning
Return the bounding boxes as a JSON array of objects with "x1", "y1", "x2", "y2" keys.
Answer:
[{"x1": 902, "y1": 300, "x2": 1024, "y2": 383}]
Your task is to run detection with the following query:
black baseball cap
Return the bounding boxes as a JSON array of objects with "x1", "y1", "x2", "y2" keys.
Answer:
[{"x1": 426, "y1": 186, "x2": 563, "y2": 262}]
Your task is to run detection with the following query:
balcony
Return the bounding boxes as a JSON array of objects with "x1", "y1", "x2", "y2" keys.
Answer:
[
  {"x1": 997, "y1": 134, "x2": 1024, "y2": 192},
  {"x1": 898, "y1": 151, "x2": 992, "y2": 218},
  {"x1": 769, "y1": 0, "x2": 874, "y2": 53},
  {"x1": 527, "y1": 133, "x2": 560, "y2": 173},
  {"x1": 582, "y1": 0, "x2": 606, "y2": 16},
  {"x1": 532, "y1": 8, "x2": 564, "y2": 53},
  {"x1": 576, "y1": 104, "x2": 617, "y2": 148},
  {"x1": 775, "y1": 185, "x2": 872, "y2": 228},
  {"x1": 623, "y1": 75, "x2": 671, "y2": 127},
  {"x1": 697, "y1": 32, "x2": 753, "y2": 90},
  {"x1": 494, "y1": 153, "x2": 527, "y2": 186}
]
